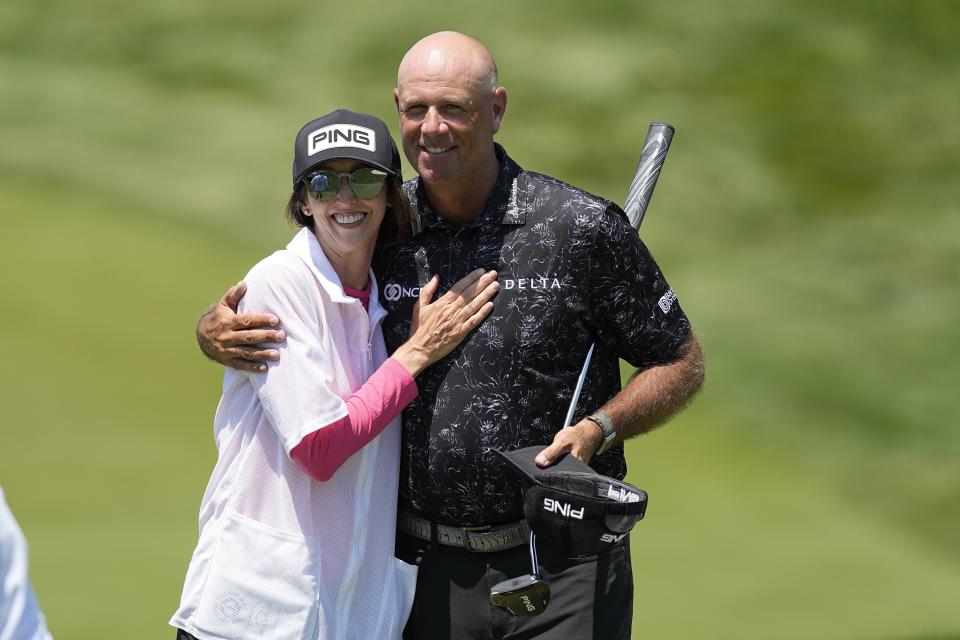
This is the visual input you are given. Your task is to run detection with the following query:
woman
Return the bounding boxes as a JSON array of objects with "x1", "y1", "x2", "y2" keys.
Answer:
[{"x1": 170, "y1": 109, "x2": 498, "y2": 640}]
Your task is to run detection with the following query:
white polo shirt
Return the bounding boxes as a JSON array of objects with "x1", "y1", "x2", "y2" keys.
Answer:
[
  {"x1": 0, "y1": 487, "x2": 53, "y2": 640},
  {"x1": 171, "y1": 228, "x2": 416, "y2": 640}
]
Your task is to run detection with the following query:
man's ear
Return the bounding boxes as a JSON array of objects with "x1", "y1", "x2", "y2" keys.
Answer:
[{"x1": 491, "y1": 87, "x2": 507, "y2": 135}]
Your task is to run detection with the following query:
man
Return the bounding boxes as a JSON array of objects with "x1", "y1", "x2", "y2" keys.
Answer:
[{"x1": 197, "y1": 31, "x2": 703, "y2": 640}]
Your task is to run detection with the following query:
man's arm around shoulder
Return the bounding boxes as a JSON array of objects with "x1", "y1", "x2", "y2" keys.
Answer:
[{"x1": 196, "y1": 281, "x2": 286, "y2": 373}]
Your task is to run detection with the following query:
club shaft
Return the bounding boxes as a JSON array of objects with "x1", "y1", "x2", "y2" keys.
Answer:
[
  {"x1": 563, "y1": 123, "x2": 674, "y2": 427},
  {"x1": 562, "y1": 344, "x2": 595, "y2": 428}
]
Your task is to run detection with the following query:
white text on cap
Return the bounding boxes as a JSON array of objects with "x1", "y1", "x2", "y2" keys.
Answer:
[{"x1": 308, "y1": 124, "x2": 376, "y2": 155}]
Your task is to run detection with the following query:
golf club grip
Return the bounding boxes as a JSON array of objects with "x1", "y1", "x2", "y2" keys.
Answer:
[{"x1": 623, "y1": 122, "x2": 674, "y2": 230}]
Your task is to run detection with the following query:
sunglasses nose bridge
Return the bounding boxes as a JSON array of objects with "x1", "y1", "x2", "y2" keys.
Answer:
[{"x1": 332, "y1": 173, "x2": 357, "y2": 202}]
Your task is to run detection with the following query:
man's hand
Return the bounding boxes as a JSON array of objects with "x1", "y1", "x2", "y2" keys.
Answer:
[
  {"x1": 196, "y1": 281, "x2": 286, "y2": 373},
  {"x1": 535, "y1": 331, "x2": 705, "y2": 469},
  {"x1": 535, "y1": 420, "x2": 604, "y2": 467}
]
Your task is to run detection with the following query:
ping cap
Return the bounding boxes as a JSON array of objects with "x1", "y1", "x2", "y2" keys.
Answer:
[
  {"x1": 494, "y1": 445, "x2": 647, "y2": 558},
  {"x1": 292, "y1": 109, "x2": 401, "y2": 186}
]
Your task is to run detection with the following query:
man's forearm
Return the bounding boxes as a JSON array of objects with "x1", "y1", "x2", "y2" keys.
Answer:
[
  {"x1": 599, "y1": 331, "x2": 704, "y2": 441},
  {"x1": 534, "y1": 331, "x2": 704, "y2": 467}
]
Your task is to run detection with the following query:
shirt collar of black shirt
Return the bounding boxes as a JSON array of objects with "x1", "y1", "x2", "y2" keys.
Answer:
[{"x1": 407, "y1": 143, "x2": 526, "y2": 235}]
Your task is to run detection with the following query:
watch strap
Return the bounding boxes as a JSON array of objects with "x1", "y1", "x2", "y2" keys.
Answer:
[{"x1": 586, "y1": 411, "x2": 617, "y2": 455}]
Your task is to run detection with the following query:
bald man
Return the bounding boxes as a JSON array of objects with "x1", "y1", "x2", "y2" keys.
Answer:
[{"x1": 198, "y1": 31, "x2": 703, "y2": 640}]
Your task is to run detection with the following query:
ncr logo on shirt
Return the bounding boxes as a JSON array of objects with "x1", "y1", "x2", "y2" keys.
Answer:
[
  {"x1": 383, "y1": 282, "x2": 420, "y2": 302},
  {"x1": 308, "y1": 124, "x2": 376, "y2": 155}
]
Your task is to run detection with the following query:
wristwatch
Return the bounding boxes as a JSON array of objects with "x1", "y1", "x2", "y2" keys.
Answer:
[{"x1": 585, "y1": 411, "x2": 617, "y2": 455}]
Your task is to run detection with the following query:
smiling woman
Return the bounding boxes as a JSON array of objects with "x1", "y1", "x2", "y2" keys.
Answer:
[
  {"x1": 288, "y1": 159, "x2": 394, "y2": 290},
  {"x1": 285, "y1": 123, "x2": 411, "y2": 292},
  {"x1": 170, "y1": 108, "x2": 499, "y2": 640}
]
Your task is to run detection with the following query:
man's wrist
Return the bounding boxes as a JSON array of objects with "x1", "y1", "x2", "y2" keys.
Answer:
[
  {"x1": 585, "y1": 411, "x2": 617, "y2": 455},
  {"x1": 580, "y1": 418, "x2": 604, "y2": 446}
]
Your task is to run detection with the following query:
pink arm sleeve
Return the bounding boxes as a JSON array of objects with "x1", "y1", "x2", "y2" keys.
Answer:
[{"x1": 290, "y1": 357, "x2": 417, "y2": 482}]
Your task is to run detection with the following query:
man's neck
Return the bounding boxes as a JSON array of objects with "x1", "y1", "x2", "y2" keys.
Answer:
[{"x1": 423, "y1": 155, "x2": 500, "y2": 226}]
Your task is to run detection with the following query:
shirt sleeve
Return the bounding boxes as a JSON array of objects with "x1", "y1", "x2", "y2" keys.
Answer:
[
  {"x1": 290, "y1": 357, "x2": 418, "y2": 481},
  {"x1": 586, "y1": 203, "x2": 691, "y2": 368},
  {"x1": 0, "y1": 487, "x2": 53, "y2": 640},
  {"x1": 239, "y1": 258, "x2": 350, "y2": 456}
]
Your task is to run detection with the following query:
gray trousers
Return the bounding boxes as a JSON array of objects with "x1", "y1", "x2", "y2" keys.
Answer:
[{"x1": 397, "y1": 532, "x2": 633, "y2": 640}]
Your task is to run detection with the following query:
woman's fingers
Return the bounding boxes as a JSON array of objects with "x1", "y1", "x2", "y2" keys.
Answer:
[
  {"x1": 448, "y1": 271, "x2": 498, "y2": 327},
  {"x1": 462, "y1": 270, "x2": 499, "y2": 301},
  {"x1": 440, "y1": 269, "x2": 498, "y2": 311},
  {"x1": 418, "y1": 275, "x2": 440, "y2": 307},
  {"x1": 457, "y1": 280, "x2": 500, "y2": 322},
  {"x1": 445, "y1": 268, "x2": 486, "y2": 298},
  {"x1": 460, "y1": 301, "x2": 496, "y2": 335}
]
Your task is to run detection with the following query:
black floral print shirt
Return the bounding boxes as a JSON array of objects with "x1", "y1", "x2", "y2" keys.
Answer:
[{"x1": 373, "y1": 145, "x2": 690, "y2": 526}]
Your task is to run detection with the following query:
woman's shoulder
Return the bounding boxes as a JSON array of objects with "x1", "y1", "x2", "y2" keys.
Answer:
[
  {"x1": 240, "y1": 248, "x2": 319, "y2": 309},
  {"x1": 244, "y1": 248, "x2": 309, "y2": 286}
]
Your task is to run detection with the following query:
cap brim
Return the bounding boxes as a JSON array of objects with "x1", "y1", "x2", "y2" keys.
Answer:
[
  {"x1": 295, "y1": 152, "x2": 400, "y2": 186},
  {"x1": 493, "y1": 445, "x2": 596, "y2": 484}
]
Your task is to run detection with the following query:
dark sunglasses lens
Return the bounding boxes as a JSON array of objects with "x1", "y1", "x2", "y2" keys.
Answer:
[
  {"x1": 307, "y1": 171, "x2": 340, "y2": 201},
  {"x1": 349, "y1": 168, "x2": 387, "y2": 199},
  {"x1": 489, "y1": 575, "x2": 550, "y2": 617}
]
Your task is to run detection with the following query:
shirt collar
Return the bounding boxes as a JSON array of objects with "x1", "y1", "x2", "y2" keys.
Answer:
[
  {"x1": 286, "y1": 228, "x2": 388, "y2": 324},
  {"x1": 408, "y1": 143, "x2": 526, "y2": 234}
]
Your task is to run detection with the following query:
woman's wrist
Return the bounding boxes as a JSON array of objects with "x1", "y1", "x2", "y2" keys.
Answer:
[{"x1": 391, "y1": 343, "x2": 431, "y2": 377}]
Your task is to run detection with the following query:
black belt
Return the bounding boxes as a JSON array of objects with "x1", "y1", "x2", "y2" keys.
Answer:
[{"x1": 398, "y1": 510, "x2": 530, "y2": 553}]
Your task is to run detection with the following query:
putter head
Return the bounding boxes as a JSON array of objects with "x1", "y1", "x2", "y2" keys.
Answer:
[{"x1": 489, "y1": 574, "x2": 550, "y2": 617}]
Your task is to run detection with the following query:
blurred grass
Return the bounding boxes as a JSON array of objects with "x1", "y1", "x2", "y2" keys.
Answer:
[{"x1": 1, "y1": 0, "x2": 958, "y2": 638}]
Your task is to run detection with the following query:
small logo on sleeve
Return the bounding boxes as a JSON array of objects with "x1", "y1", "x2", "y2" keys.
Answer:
[
  {"x1": 308, "y1": 124, "x2": 375, "y2": 155},
  {"x1": 657, "y1": 289, "x2": 677, "y2": 313}
]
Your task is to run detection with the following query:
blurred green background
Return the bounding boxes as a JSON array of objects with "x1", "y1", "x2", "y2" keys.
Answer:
[{"x1": 1, "y1": 0, "x2": 958, "y2": 638}]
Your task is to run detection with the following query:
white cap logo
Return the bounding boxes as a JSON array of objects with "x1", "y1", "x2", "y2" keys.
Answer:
[{"x1": 308, "y1": 124, "x2": 376, "y2": 155}]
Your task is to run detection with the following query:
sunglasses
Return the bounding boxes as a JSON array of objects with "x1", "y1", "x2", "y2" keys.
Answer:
[{"x1": 304, "y1": 167, "x2": 388, "y2": 201}]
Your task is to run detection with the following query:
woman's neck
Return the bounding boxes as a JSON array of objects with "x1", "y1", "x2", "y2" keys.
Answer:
[{"x1": 319, "y1": 242, "x2": 373, "y2": 291}]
